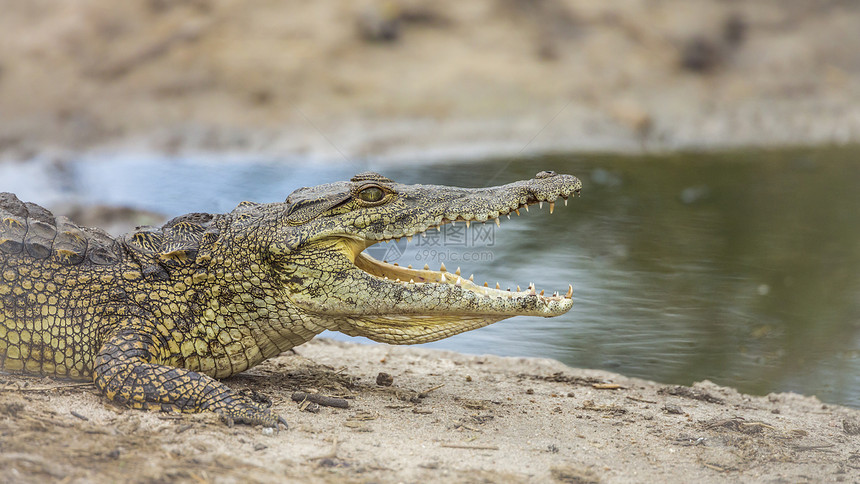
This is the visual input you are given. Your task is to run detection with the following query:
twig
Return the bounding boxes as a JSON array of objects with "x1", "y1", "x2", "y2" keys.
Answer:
[
  {"x1": 626, "y1": 395, "x2": 658, "y2": 404},
  {"x1": 333, "y1": 366, "x2": 349, "y2": 375},
  {"x1": 592, "y1": 383, "x2": 622, "y2": 390},
  {"x1": 440, "y1": 443, "x2": 499, "y2": 450},
  {"x1": 419, "y1": 383, "x2": 445, "y2": 398},
  {"x1": 740, "y1": 421, "x2": 775, "y2": 430},
  {"x1": 291, "y1": 392, "x2": 349, "y2": 409},
  {"x1": 454, "y1": 423, "x2": 481, "y2": 432},
  {"x1": 70, "y1": 410, "x2": 89, "y2": 421}
]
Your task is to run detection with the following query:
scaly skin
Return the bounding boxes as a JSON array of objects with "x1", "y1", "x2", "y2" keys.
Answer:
[{"x1": 0, "y1": 171, "x2": 581, "y2": 427}]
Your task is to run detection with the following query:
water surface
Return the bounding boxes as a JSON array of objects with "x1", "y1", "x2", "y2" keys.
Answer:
[{"x1": 2, "y1": 147, "x2": 858, "y2": 407}]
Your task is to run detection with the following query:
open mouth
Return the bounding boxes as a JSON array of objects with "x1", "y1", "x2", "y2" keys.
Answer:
[{"x1": 350, "y1": 190, "x2": 579, "y2": 305}]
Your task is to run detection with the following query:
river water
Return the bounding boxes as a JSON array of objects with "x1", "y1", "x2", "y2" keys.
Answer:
[{"x1": 2, "y1": 147, "x2": 858, "y2": 407}]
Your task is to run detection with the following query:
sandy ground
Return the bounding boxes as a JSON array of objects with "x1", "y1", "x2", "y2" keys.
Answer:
[
  {"x1": 2, "y1": 338, "x2": 859, "y2": 483},
  {"x1": 1, "y1": 0, "x2": 860, "y2": 161}
]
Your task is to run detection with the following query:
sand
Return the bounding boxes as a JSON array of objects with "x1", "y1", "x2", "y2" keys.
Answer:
[{"x1": 2, "y1": 338, "x2": 859, "y2": 483}]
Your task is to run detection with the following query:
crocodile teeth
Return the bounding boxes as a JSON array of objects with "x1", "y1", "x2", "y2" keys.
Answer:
[{"x1": 359, "y1": 191, "x2": 576, "y2": 304}]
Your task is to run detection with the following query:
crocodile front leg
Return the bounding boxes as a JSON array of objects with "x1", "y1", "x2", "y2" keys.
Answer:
[{"x1": 92, "y1": 326, "x2": 286, "y2": 428}]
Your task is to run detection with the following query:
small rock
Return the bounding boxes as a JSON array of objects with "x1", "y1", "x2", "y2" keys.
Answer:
[
  {"x1": 526, "y1": 388, "x2": 535, "y2": 395},
  {"x1": 663, "y1": 404, "x2": 684, "y2": 415},
  {"x1": 376, "y1": 372, "x2": 394, "y2": 386},
  {"x1": 680, "y1": 36, "x2": 721, "y2": 73},
  {"x1": 843, "y1": 419, "x2": 860, "y2": 436}
]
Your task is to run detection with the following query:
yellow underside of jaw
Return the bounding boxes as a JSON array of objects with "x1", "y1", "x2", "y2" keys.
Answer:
[{"x1": 338, "y1": 314, "x2": 509, "y2": 345}]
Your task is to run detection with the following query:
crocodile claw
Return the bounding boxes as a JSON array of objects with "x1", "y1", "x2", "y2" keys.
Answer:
[
  {"x1": 210, "y1": 390, "x2": 288, "y2": 430},
  {"x1": 218, "y1": 404, "x2": 288, "y2": 430}
]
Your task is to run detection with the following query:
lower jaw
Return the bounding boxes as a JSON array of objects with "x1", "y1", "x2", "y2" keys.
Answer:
[{"x1": 325, "y1": 313, "x2": 510, "y2": 345}]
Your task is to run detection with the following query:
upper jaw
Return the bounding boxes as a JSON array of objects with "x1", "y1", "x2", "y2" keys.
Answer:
[{"x1": 363, "y1": 172, "x2": 582, "y2": 242}]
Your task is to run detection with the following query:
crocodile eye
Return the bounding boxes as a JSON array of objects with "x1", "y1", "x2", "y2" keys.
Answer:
[{"x1": 357, "y1": 186, "x2": 385, "y2": 203}]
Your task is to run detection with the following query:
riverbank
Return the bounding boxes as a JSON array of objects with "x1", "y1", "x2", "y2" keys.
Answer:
[
  {"x1": 2, "y1": 0, "x2": 860, "y2": 162},
  {"x1": 1, "y1": 339, "x2": 858, "y2": 483}
]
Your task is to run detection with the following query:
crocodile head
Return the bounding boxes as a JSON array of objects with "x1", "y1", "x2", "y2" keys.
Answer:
[{"x1": 267, "y1": 171, "x2": 582, "y2": 344}]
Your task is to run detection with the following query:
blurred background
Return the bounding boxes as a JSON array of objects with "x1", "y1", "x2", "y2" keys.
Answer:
[{"x1": 1, "y1": 1, "x2": 858, "y2": 407}]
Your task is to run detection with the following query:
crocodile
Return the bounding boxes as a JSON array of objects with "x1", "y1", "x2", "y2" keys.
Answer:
[{"x1": 0, "y1": 171, "x2": 581, "y2": 427}]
